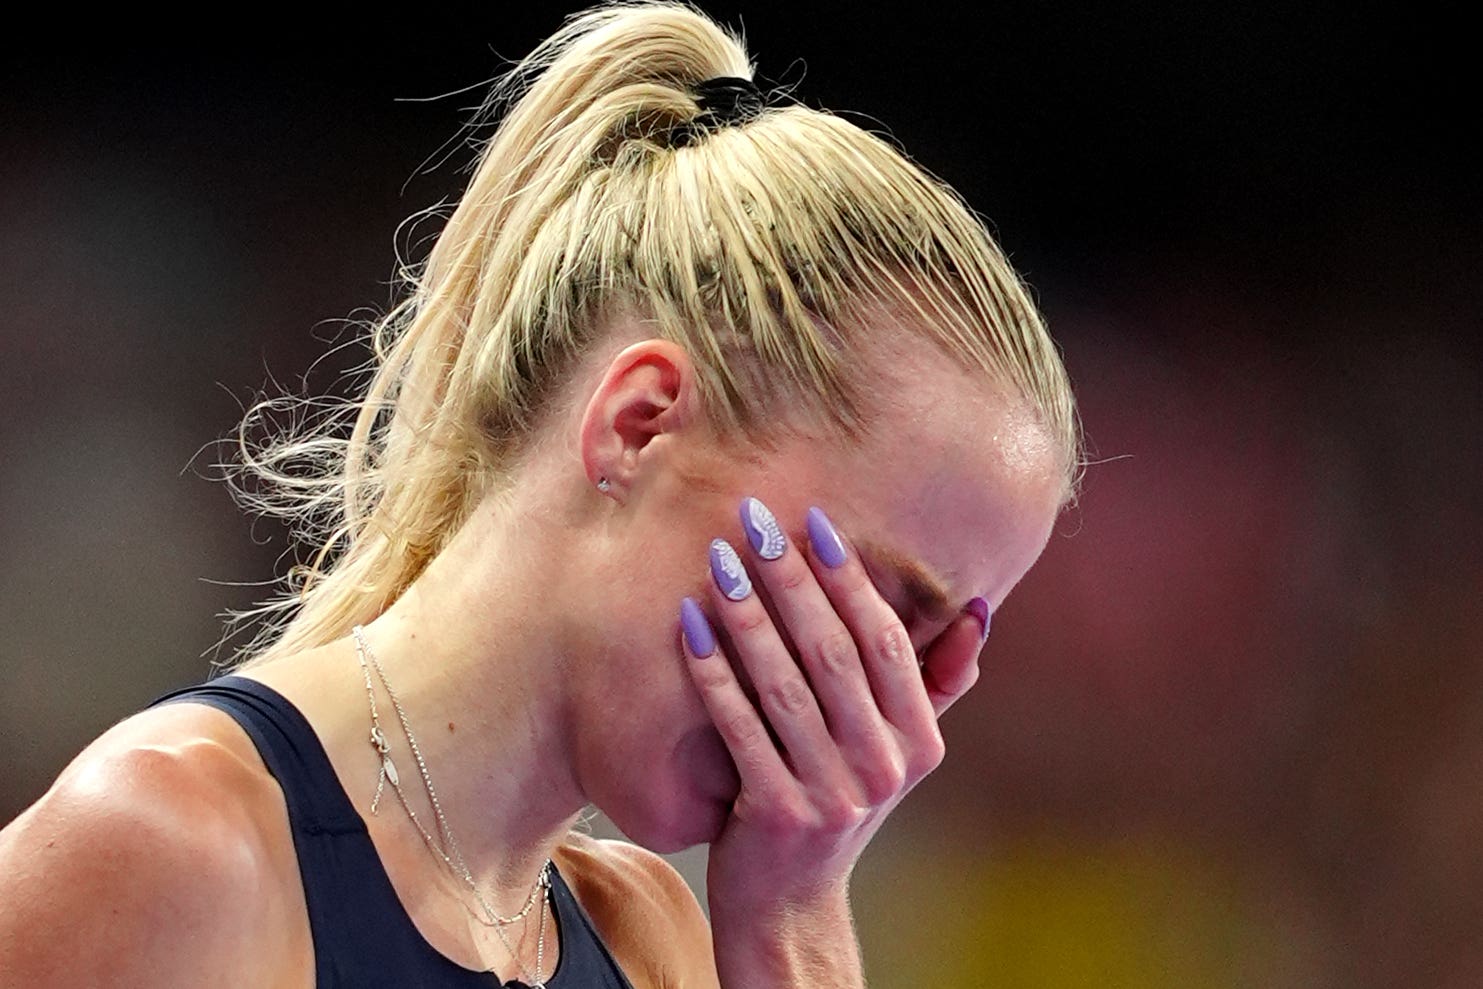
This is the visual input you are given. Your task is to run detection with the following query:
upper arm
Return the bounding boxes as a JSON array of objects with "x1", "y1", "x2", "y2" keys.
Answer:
[
  {"x1": 0, "y1": 726, "x2": 284, "y2": 985},
  {"x1": 557, "y1": 834, "x2": 720, "y2": 989}
]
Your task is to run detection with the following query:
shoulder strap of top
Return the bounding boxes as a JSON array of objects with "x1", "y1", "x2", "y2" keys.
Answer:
[
  {"x1": 146, "y1": 675, "x2": 463, "y2": 987},
  {"x1": 149, "y1": 674, "x2": 365, "y2": 834},
  {"x1": 147, "y1": 675, "x2": 638, "y2": 988},
  {"x1": 546, "y1": 861, "x2": 638, "y2": 988}
]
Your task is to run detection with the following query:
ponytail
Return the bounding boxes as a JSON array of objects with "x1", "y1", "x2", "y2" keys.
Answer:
[{"x1": 223, "y1": 1, "x2": 1080, "y2": 668}]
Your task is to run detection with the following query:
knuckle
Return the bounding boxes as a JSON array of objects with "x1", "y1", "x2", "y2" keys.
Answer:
[
  {"x1": 733, "y1": 608, "x2": 773, "y2": 636},
  {"x1": 908, "y1": 728, "x2": 947, "y2": 778},
  {"x1": 777, "y1": 565, "x2": 811, "y2": 593},
  {"x1": 818, "y1": 795, "x2": 867, "y2": 833},
  {"x1": 858, "y1": 754, "x2": 907, "y2": 804},
  {"x1": 762, "y1": 675, "x2": 815, "y2": 718},
  {"x1": 718, "y1": 710, "x2": 766, "y2": 750},
  {"x1": 691, "y1": 662, "x2": 734, "y2": 691},
  {"x1": 873, "y1": 623, "x2": 916, "y2": 670},
  {"x1": 762, "y1": 794, "x2": 811, "y2": 835},
  {"x1": 810, "y1": 628, "x2": 860, "y2": 678},
  {"x1": 836, "y1": 563, "x2": 872, "y2": 597}
]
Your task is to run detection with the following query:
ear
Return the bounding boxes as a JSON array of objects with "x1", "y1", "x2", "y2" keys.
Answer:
[{"x1": 578, "y1": 339, "x2": 701, "y2": 498}]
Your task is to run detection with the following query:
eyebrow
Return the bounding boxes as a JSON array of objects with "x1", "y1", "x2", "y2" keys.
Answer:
[{"x1": 857, "y1": 540, "x2": 960, "y2": 622}]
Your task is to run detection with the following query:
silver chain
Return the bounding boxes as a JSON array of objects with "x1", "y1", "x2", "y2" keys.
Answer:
[{"x1": 351, "y1": 625, "x2": 551, "y2": 986}]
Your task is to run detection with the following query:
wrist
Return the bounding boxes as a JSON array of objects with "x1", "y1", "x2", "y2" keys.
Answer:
[
  {"x1": 710, "y1": 878, "x2": 852, "y2": 928},
  {"x1": 709, "y1": 885, "x2": 863, "y2": 989}
]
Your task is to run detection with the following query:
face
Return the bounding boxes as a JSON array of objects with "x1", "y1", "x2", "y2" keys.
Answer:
[{"x1": 571, "y1": 342, "x2": 1068, "y2": 852}]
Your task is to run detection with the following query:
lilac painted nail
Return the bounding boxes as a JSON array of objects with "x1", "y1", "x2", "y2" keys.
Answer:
[
  {"x1": 806, "y1": 507, "x2": 847, "y2": 569},
  {"x1": 967, "y1": 596, "x2": 992, "y2": 644},
  {"x1": 680, "y1": 597, "x2": 717, "y2": 657},
  {"x1": 709, "y1": 539, "x2": 753, "y2": 601},
  {"x1": 739, "y1": 497, "x2": 787, "y2": 560}
]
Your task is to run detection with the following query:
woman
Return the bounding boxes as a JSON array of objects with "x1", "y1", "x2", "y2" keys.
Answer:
[{"x1": 0, "y1": 3, "x2": 1080, "y2": 986}]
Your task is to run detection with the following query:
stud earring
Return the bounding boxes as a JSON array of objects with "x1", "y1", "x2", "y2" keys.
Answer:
[{"x1": 596, "y1": 477, "x2": 612, "y2": 493}]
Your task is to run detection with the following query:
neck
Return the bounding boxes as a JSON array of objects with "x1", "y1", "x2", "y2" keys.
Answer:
[{"x1": 249, "y1": 488, "x2": 592, "y2": 912}]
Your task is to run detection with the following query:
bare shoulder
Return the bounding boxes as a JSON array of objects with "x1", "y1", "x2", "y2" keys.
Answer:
[
  {"x1": 556, "y1": 831, "x2": 719, "y2": 989},
  {"x1": 0, "y1": 702, "x2": 304, "y2": 986}
]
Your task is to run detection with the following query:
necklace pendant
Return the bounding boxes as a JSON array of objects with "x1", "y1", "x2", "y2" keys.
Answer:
[{"x1": 381, "y1": 753, "x2": 400, "y2": 787}]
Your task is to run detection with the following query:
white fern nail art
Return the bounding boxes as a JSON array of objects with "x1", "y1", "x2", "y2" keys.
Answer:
[
  {"x1": 746, "y1": 498, "x2": 787, "y2": 560},
  {"x1": 710, "y1": 539, "x2": 752, "y2": 600}
]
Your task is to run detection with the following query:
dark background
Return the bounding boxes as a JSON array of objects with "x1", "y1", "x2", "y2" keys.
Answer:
[{"x1": 3, "y1": 4, "x2": 1478, "y2": 986}]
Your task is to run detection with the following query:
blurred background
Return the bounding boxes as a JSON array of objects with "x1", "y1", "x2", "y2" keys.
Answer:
[{"x1": 2, "y1": 3, "x2": 1477, "y2": 986}]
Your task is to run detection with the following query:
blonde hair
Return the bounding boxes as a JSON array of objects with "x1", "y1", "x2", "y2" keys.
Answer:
[{"x1": 225, "y1": 1, "x2": 1081, "y2": 668}]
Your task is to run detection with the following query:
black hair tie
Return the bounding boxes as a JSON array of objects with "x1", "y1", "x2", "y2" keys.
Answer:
[
  {"x1": 694, "y1": 76, "x2": 764, "y2": 122},
  {"x1": 673, "y1": 76, "x2": 766, "y2": 147}
]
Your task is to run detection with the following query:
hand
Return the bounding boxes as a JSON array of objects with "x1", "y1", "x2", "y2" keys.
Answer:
[{"x1": 679, "y1": 498, "x2": 990, "y2": 918}]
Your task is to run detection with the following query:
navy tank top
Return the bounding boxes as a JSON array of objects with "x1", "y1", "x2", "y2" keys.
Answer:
[{"x1": 147, "y1": 675, "x2": 635, "y2": 989}]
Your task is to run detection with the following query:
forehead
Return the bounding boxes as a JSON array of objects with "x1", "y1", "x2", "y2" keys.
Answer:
[{"x1": 829, "y1": 350, "x2": 1066, "y2": 612}]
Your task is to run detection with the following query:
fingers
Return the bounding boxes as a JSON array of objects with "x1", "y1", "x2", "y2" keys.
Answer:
[
  {"x1": 735, "y1": 499, "x2": 886, "y2": 749},
  {"x1": 679, "y1": 499, "x2": 990, "y2": 806},
  {"x1": 698, "y1": 537, "x2": 842, "y2": 785},
  {"x1": 798, "y1": 507, "x2": 939, "y2": 738},
  {"x1": 679, "y1": 597, "x2": 794, "y2": 796}
]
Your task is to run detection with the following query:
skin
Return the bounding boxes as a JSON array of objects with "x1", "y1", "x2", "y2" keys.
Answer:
[{"x1": 0, "y1": 318, "x2": 1066, "y2": 986}]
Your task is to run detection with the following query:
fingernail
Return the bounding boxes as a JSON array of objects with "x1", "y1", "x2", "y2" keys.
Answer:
[
  {"x1": 709, "y1": 539, "x2": 753, "y2": 601},
  {"x1": 967, "y1": 597, "x2": 992, "y2": 644},
  {"x1": 739, "y1": 497, "x2": 787, "y2": 560},
  {"x1": 806, "y1": 506, "x2": 847, "y2": 569},
  {"x1": 680, "y1": 597, "x2": 716, "y2": 657}
]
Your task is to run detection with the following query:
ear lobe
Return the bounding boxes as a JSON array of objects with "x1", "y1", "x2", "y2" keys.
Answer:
[{"x1": 578, "y1": 339, "x2": 698, "y2": 494}]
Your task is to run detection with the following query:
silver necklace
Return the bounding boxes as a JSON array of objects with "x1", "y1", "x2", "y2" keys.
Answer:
[{"x1": 351, "y1": 625, "x2": 551, "y2": 986}]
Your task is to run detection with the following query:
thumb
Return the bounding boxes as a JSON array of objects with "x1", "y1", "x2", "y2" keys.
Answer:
[{"x1": 920, "y1": 598, "x2": 989, "y2": 718}]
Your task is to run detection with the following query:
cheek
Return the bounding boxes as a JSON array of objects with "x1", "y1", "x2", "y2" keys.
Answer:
[
  {"x1": 673, "y1": 721, "x2": 740, "y2": 801},
  {"x1": 591, "y1": 706, "x2": 737, "y2": 852}
]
